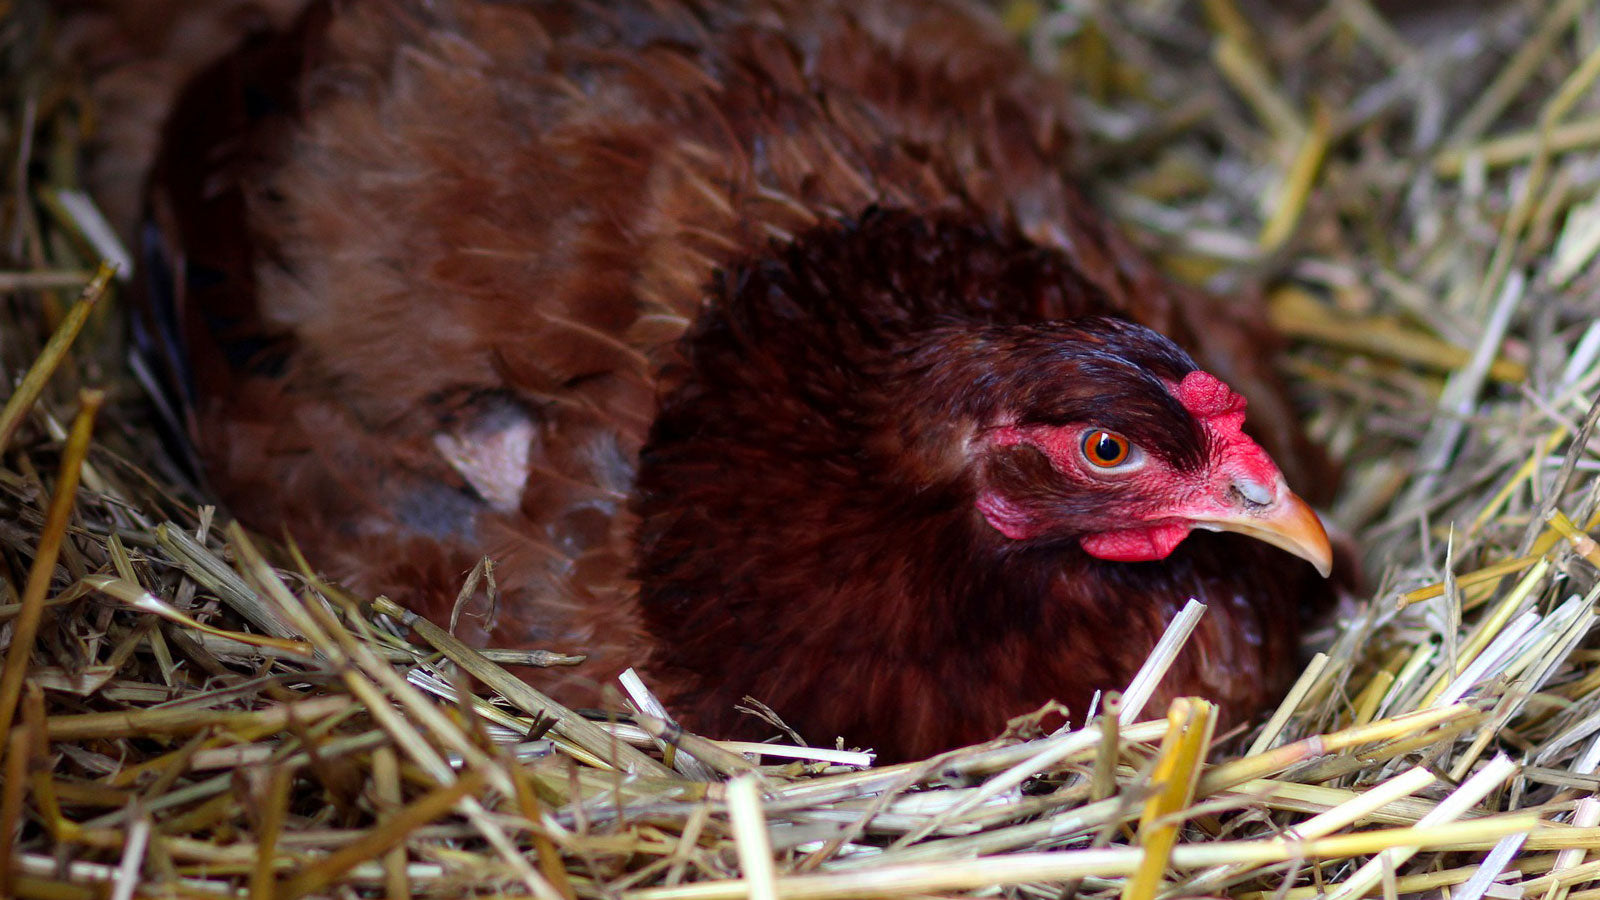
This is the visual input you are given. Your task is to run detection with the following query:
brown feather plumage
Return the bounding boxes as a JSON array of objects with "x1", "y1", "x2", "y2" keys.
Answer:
[{"x1": 138, "y1": 0, "x2": 1339, "y2": 761}]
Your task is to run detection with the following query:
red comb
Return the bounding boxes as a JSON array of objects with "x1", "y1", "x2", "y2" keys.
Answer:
[{"x1": 1173, "y1": 371, "x2": 1246, "y2": 421}]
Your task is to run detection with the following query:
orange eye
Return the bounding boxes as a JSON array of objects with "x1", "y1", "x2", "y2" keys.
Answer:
[{"x1": 1082, "y1": 430, "x2": 1131, "y2": 468}]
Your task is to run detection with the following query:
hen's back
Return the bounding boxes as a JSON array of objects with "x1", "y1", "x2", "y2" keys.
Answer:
[{"x1": 145, "y1": 0, "x2": 1329, "y2": 706}]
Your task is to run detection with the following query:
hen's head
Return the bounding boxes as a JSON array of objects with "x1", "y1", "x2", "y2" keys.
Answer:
[{"x1": 928, "y1": 317, "x2": 1332, "y2": 576}]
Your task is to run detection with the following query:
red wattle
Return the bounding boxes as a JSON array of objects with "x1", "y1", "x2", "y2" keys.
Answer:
[{"x1": 1080, "y1": 521, "x2": 1193, "y2": 562}]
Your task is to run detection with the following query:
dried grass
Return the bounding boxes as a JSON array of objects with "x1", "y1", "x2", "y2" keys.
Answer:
[{"x1": 7, "y1": 0, "x2": 1600, "y2": 897}]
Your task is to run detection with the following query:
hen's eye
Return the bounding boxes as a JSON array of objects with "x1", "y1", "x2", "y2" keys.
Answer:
[{"x1": 1082, "y1": 430, "x2": 1131, "y2": 468}]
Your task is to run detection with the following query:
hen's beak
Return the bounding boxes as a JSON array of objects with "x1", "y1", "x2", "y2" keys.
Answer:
[{"x1": 1192, "y1": 485, "x2": 1334, "y2": 578}]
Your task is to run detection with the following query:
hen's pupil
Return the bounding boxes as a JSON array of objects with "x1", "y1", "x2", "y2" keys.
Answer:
[{"x1": 1092, "y1": 433, "x2": 1120, "y2": 462}]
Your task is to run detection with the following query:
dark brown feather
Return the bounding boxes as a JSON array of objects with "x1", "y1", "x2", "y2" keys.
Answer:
[{"x1": 140, "y1": 0, "x2": 1339, "y2": 760}]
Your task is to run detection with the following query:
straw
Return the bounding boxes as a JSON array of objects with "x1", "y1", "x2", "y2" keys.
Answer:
[{"x1": 7, "y1": 2, "x2": 1600, "y2": 897}]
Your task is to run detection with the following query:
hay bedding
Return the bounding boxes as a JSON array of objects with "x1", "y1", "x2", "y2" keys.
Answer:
[{"x1": 5, "y1": 0, "x2": 1600, "y2": 897}]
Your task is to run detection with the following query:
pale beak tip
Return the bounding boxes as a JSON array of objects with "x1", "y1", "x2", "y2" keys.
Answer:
[
  {"x1": 1199, "y1": 489, "x2": 1334, "y2": 578},
  {"x1": 1308, "y1": 543, "x2": 1334, "y2": 579},
  {"x1": 1270, "y1": 492, "x2": 1334, "y2": 578}
]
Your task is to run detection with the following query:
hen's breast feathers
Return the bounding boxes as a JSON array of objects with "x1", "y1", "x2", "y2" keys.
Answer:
[
  {"x1": 634, "y1": 214, "x2": 1325, "y2": 758},
  {"x1": 150, "y1": 0, "x2": 1338, "y2": 758}
]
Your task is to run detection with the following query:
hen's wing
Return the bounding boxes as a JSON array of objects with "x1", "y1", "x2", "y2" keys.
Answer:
[{"x1": 144, "y1": 0, "x2": 1332, "y2": 705}]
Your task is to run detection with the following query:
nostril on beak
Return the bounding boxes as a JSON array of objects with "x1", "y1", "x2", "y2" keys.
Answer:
[{"x1": 1233, "y1": 476, "x2": 1276, "y2": 508}]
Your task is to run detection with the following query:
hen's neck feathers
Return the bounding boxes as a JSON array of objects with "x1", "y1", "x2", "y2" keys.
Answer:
[{"x1": 633, "y1": 208, "x2": 1282, "y2": 757}]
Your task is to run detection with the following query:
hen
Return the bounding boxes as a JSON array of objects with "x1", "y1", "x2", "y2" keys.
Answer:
[{"x1": 139, "y1": 0, "x2": 1337, "y2": 760}]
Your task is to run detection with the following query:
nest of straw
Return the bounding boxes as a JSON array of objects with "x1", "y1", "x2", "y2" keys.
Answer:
[{"x1": 6, "y1": 0, "x2": 1600, "y2": 897}]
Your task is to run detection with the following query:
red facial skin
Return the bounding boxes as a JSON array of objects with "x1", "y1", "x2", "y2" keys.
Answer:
[{"x1": 979, "y1": 371, "x2": 1288, "y2": 562}]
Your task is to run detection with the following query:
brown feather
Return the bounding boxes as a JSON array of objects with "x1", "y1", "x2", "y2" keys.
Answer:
[{"x1": 138, "y1": 0, "x2": 1340, "y2": 758}]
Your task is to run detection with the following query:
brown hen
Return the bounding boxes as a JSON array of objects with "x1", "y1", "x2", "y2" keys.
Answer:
[{"x1": 138, "y1": 0, "x2": 1338, "y2": 761}]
